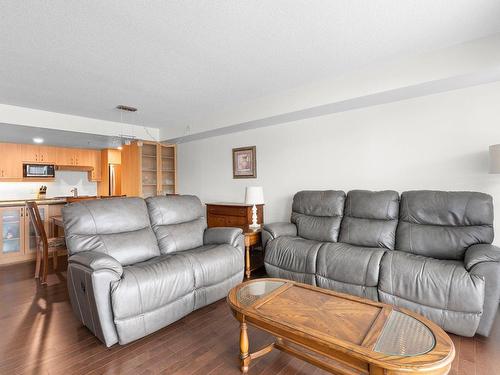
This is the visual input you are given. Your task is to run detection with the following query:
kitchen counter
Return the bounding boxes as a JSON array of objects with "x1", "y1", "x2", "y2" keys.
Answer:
[
  {"x1": 0, "y1": 198, "x2": 67, "y2": 207},
  {"x1": 0, "y1": 195, "x2": 127, "y2": 207}
]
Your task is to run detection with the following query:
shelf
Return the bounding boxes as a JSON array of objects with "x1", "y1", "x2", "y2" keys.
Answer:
[
  {"x1": 142, "y1": 154, "x2": 157, "y2": 158},
  {"x1": 143, "y1": 169, "x2": 157, "y2": 172},
  {"x1": 161, "y1": 170, "x2": 175, "y2": 173},
  {"x1": 3, "y1": 237, "x2": 20, "y2": 241},
  {"x1": 162, "y1": 156, "x2": 175, "y2": 159},
  {"x1": 142, "y1": 184, "x2": 157, "y2": 186},
  {"x1": 2, "y1": 249, "x2": 21, "y2": 254}
]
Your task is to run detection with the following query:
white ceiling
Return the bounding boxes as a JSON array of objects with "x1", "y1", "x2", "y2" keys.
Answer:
[{"x1": 1, "y1": 1, "x2": 500, "y2": 139}]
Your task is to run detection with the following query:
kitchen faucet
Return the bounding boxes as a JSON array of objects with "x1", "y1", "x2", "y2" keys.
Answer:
[{"x1": 71, "y1": 187, "x2": 78, "y2": 197}]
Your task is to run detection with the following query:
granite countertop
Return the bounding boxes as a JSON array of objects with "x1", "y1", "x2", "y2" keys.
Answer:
[{"x1": 0, "y1": 198, "x2": 68, "y2": 207}]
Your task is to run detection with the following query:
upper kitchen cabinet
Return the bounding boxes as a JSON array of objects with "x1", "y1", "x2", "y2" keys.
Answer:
[
  {"x1": 0, "y1": 143, "x2": 23, "y2": 179},
  {"x1": 20, "y1": 144, "x2": 56, "y2": 163},
  {"x1": 56, "y1": 147, "x2": 91, "y2": 166},
  {"x1": 0, "y1": 142, "x2": 104, "y2": 182},
  {"x1": 56, "y1": 147, "x2": 76, "y2": 166},
  {"x1": 88, "y1": 150, "x2": 102, "y2": 181}
]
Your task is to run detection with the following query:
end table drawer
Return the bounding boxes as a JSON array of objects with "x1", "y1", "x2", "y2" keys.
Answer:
[
  {"x1": 208, "y1": 215, "x2": 247, "y2": 228},
  {"x1": 206, "y1": 203, "x2": 263, "y2": 229},
  {"x1": 207, "y1": 206, "x2": 247, "y2": 217}
]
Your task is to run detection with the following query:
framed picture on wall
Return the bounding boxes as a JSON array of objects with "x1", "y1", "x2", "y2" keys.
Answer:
[{"x1": 232, "y1": 146, "x2": 256, "y2": 178}]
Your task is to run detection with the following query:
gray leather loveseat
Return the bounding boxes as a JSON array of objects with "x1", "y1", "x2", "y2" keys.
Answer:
[
  {"x1": 263, "y1": 190, "x2": 500, "y2": 337},
  {"x1": 63, "y1": 195, "x2": 244, "y2": 346}
]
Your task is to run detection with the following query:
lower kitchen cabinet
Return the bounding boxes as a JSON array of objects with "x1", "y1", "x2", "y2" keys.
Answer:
[
  {"x1": 0, "y1": 204, "x2": 60, "y2": 265},
  {"x1": 0, "y1": 207, "x2": 24, "y2": 261}
]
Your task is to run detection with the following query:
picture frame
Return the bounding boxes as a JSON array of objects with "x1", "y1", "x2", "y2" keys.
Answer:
[{"x1": 232, "y1": 146, "x2": 256, "y2": 179}]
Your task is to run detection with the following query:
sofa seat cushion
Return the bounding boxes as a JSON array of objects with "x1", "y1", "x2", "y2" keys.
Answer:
[
  {"x1": 178, "y1": 244, "x2": 244, "y2": 289},
  {"x1": 378, "y1": 251, "x2": 485, "y2": 336},
  {"x1": 111, "y1": 254, "x2": 195, "y2": 322},
  {"x1": 264, "y1": 236, "x2": 322, "y2": 284},
  {"x1": 316, "y1": 243, "x2": 385, "y2": 300}
]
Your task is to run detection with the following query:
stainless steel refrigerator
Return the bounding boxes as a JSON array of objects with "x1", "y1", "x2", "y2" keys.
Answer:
[{"x1": 108, "y1": 163, "x2": 122, "y2": 196}]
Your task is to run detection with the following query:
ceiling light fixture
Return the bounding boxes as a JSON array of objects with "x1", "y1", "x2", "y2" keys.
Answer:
[
  {"x1": 116, "y1": 105, "x2": 137, "y2": 112},
  {"x1": 116, "y1": 105, "x2": 139, "y2": 149},
  {"x1": 33, "y1": 137, "x2": 44, "y2": 144}
]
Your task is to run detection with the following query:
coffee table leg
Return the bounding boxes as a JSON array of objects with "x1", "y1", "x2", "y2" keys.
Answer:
[
  {"x1": 240, "y1": 322, "x2": 250, "y2": 373},
  {"x1": 245, "y1": 245, "x2": 251, "y2": 279}
]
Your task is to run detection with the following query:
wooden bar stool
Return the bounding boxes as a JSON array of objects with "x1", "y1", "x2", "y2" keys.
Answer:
[{"x1": 26, "y1": 201, "x2": 66, "y2": 284}]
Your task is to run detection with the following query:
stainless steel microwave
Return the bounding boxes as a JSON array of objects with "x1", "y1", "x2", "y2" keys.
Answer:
[{"x1": 23, "y1": 164, "x2": 56, "y2": 178}]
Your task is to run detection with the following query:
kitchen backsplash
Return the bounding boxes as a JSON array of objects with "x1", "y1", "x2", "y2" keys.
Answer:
[{"x1": 0, "y1": 170, "x2": 97, "y2": 200}]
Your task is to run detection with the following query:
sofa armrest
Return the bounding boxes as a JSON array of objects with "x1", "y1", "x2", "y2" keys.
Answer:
[
  {"x1": 262, "y1": 222, "x2": 297, "y2": 248},
  {"x1": 263, "y1": 222, "x2": 297, "y2": 239},
  {"x1": 465, "y1": 244, "x2": 500, "y2": 271},
  {"x1": 68, "y1": 251, "x2": 123, "y2": 277},
  {"x1": 204, "y1": 227, "x2": 243, "y2": 247}
]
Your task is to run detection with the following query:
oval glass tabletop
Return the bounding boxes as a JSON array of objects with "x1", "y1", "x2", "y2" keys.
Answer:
[
  {"x1": 374, "y1": 310, "x2": 436, "y2": 356},
  {"x1": 236, "y1": 280, "x2": 285, "y2": 307}
]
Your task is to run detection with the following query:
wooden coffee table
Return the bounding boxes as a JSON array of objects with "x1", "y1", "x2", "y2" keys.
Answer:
[{"x1": 227, "y1": 278, "x2": 454, "y2": 375}]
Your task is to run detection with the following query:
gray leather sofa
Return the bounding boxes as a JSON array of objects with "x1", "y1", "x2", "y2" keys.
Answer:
[
  {"x1": 63, "y1": 195, "x2": 244, "y2": 347},
  {"x1": 263, "y1": 190, "x2": 500, "y2": 337}
]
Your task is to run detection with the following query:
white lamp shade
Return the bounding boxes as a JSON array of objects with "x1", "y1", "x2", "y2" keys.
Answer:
[
  {"x1": 490, "y1": 144, "x2": 500, "y2": 174},
  {"x1": 245, "y1": 186, "x2": 264, "y2": 205}
]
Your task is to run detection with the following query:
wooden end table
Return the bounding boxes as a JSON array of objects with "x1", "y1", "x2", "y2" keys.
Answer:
[{"x1": 243, "y1": 226, "x2": 262, "y2": 279}]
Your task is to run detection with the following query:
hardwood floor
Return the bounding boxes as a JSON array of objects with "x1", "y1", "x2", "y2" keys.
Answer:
[{"x1": 0, "y1": 260, "x2": 499, "y2": 375}]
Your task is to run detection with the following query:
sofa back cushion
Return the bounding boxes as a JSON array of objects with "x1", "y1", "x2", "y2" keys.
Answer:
[
  {"x1": 339, "y1": 190, "x2": 399, "y2": 249},
  {"x1": 291, "y1": 190, "x2": 346, "y2": 242},
  {"x1": 396, "y1": 190, "x2": 494, "y2": 260},
  {"x1": 146, "y1": 195, "x2": 207, "y2": 254},
  {"x1": 62, "y1": 197, "x2": 160, "y2": 265}
]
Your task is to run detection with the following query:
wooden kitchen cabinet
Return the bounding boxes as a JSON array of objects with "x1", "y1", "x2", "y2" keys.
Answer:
[
  {"x1": 78, "y1": 148, "x2": 92, "y2": 167},
  {"x1": 0, "y1": 206, "x2": 25, "y2": 262},
  {"x1": 88, "y1": 150, "x2": 102, "y2": 181},
  {"x1": 39, "y1": 146, "x2": 56, "y2": 163},
  {"x1": 56, "y1": 147, "x2": 70, "y2": 166},
  {"x1": 0, "y1": 203, "x2": 64, "y2": 265},
  {"x1": 0, "y1": 143, "x2": 23, "y2": 179},
  {"x1": 55, "y1": 147, "x2": 90, "y2": 166},
  {"x1": 20, "y1": 144, "x2": 56, "y2": 163},
  {"x1": 0, "y1": 142, "x2": 105, "y2": 182}
]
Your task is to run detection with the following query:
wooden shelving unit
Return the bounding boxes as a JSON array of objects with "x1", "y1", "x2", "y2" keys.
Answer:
[{"x1": 121, "y1": 141, "x2": 177, "y2": 198}]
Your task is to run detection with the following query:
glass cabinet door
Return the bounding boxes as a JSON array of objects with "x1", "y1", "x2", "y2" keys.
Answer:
[
  {"x1": 1, "y1": 207, "x2": 24, "y2": 257},
  {"x1": 160, "y1": 145, "x2": 176, "y2": 195}
]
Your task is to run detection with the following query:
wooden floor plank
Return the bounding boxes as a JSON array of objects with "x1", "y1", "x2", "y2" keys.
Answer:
[{"x1": 0, "y1": 259, "x2": 499, "y2": 375}]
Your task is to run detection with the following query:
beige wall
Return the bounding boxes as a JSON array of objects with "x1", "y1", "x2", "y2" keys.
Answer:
[{"x1": 178, "y1": 81, "x2": 500, "y2": 243}]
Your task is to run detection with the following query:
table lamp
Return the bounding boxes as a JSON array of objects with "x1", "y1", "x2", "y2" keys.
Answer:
[
  {"x1": 489, "y1": 144, "x2": 500, "y2": 173},
  {"x1": 245, "y1": 186, "x2": 264, "y2": 229}
]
